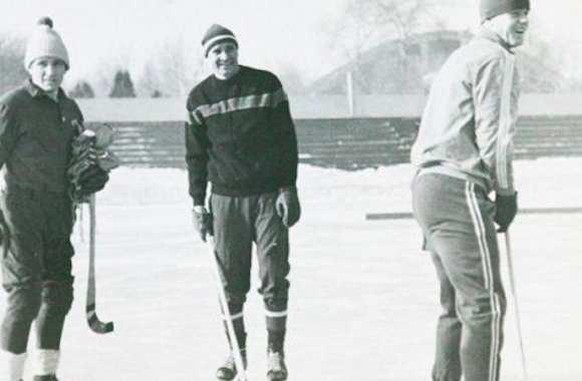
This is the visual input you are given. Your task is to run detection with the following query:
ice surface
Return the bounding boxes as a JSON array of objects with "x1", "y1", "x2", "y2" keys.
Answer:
[{"x1": 2, "y1": 158, "x2": 581, "y2": 380}]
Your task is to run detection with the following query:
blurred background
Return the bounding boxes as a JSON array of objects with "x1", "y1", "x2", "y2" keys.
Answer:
[{"x1": 0, "y1": 0, "x2": 580, "y2": 98}]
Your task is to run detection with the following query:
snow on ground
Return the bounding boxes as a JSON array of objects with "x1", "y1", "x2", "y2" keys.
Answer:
[{"x1": 2, "y1": 158, "x2": 582, "y2": 380}]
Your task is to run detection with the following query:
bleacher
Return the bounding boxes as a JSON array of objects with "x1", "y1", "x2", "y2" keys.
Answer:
[{"x1": 89, "y1": 115, "x2": 582, "y2": 170}]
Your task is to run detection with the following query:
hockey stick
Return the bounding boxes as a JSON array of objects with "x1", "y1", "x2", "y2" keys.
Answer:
[
  {"x1": 207, "y1": 236, "x2": 248, "y2": 381},
  {"x1": 504, "y1": 231, "x2": 528, "y2": 380},
  {"x1": 86, "y1": 194, "x2": 114, "y2": 334},
  {"x1": 366, "y1": 206, "x2": 582, "y2": 220}
]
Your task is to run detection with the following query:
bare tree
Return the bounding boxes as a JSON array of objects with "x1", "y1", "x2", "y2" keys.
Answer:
[
  {"x1": 137, "y1": 37, "x2": 204, "y2": 97},
  {"x1": 328, "y1": 0, "x2": 448, "y2": 93}
]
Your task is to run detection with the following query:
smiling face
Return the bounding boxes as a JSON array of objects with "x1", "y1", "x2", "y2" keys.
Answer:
[
  {"x1": 487, "y1": 9, "x2": 529, "y2": 48},
  {"x1": 207, "y1": 41, "x2": 240, "y2": 80},
  {"x1": 27, "y1": 56, "x2": 67, "y2": 94}
]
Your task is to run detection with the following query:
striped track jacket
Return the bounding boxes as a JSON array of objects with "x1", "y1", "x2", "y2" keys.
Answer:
[{"x1": 411, "y1": 28, "x2": 520, "y2": 196}]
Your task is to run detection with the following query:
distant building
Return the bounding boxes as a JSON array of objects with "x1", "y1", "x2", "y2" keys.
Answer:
[{"x1": 309, "y1": 30, "x2": 563, "y2": 95}]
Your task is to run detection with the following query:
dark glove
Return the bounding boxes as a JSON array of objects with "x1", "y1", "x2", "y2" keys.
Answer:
[
  {"x1": 494, "y1": 192, "x2": 518, "y2": 232},
  {"x1": 76, "y1": 165, "x2": 110, "y2": 196},
  {"x1": 275, "y1": 186, "x2": 301, "y2": 228},
  {"x1": 192, "y1": 206, "x2": 213, "y2": 242}
]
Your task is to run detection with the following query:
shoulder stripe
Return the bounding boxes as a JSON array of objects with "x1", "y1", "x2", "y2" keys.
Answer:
[{"x1": 190, "y1": 88, "x2": 287, "y2": 123}]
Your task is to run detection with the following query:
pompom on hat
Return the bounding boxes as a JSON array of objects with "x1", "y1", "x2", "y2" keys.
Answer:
[
  {"x1": 479, "y1": 0, "x2": 530, "y2": 22},
  {"x1": 201, "y1": 24, "x2": 238, "y2": 57},
  {"x1": 24, "y1": 17, "x2": 70, "y2": 69}
]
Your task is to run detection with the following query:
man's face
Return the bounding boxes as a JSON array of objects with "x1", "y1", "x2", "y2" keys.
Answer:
[
  {"x1": 28, "y1": 57, "x2": 67, "y2": 93},
  {"x1": 490, "y1": 9, "x2": 529, "y2": 48},
  {"x1": 207, "y1": 41, "x2": 239, "y2": 80}
]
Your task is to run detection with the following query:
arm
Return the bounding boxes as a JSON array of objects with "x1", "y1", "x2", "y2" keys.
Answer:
[
  {"x1": 270, "y1": 78, "x2": 298, "y2": 189},
  {"x1": 472, "y1": 54, "x2": 518, "y2": 196},
  {"x1": 0, "y1": 102, "x2": 20, "y2": 169},
  {"x1": 185, "y1": 98, "x2": 210, "y2": 206},
  {"x1": 269, "y1": 77, "x2": 301, "y2": 227}
]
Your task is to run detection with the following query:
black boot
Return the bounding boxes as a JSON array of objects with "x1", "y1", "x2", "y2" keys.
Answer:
[
  {"x1": 216, "y1": 332, "x2": 247, "y2": 380},
  {"x1": 216, "y1": 347, "x2": 247, "y2": 380},
  {"x1": 267, "y1": 330, "x2": 288, "y2": 381},
  {"x1": 33, "y1": 375, "x2": 58, "y2": 381}
]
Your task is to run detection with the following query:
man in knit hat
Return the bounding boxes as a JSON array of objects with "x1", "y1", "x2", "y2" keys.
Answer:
[
  {"x1": 410, "y1": 1, "x2": 529, "y2": 380},
  {"x1": 0, "y1": 17, "x2": 109, "y2": 381},
  {"x1": 186, "y1": 24, "x2": 300, "y2": 381}
]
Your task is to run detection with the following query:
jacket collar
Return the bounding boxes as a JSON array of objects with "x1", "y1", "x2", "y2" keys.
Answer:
[
  {"x1": 24, "y1": 78, "x2": 66, "y2": 100},
  {"x1": 477, "y1": 27, "x2": 515, "y2": 54}
]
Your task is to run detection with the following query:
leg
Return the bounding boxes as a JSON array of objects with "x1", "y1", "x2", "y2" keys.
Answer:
[
  {"x1": 254, "y1": 193, "x2": 290, "y2": 380},
  {"x1": 34, "y1": 193, "x2": 75, "y2": 378},
  {"x1": 430, "y1": 251, "x2": 462, "y2": 381},
  {"x1": 0, "y1": 188, "x2": 43, "y2": 381},
  {"x1": 414, "y1": 174, "x2": 506, "y2": 381},
  {"x1": 211, "y1": 194, "x2": 253, "y2": 380}
]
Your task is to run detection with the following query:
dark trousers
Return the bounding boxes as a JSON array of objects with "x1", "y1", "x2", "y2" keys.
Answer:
[
  {"x1": 1, "y1": 185, "x2": 74, "y2": 354},
  {"x1": 211, "y1": 192, "x2": 290, "y2": 332},
  {"x1": 412, "y1": 173, "x2": 506, "y2": 381}
]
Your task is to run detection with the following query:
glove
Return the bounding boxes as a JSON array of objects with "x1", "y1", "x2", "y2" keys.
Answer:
[
  {"x1": 68, "y1": 126, "x2": 118, "y2": 202},
  {"x1": 494, "y1": 192, "x2": 518, "y2": 233},
  {"x1": 192, "y1": 206, "x2": 213, "y2": 242},
  {"x1": 275, "y1": 186, "x2": 301, "y2": 228},
  {"x1": 77, "y1": 165, "x2": 110, "y2": 196}
]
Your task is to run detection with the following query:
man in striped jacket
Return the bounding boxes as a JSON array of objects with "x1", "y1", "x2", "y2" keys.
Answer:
[
  {"x1": 411, "y1": 0, "x2": 530, "y2": 380},
  {"x1": 185, "y1": 24, "x2": 300, "y2": 381}
]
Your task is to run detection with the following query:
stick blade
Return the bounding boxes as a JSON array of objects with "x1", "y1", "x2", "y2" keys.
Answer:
[{"x1": 86, "y1": 303, "x2": 114, "y2": 334}]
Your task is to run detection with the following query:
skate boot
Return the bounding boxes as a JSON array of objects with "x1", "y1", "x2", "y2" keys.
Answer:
[
  {"x1": 216, "y1": 349, "x2": 247, "y2": 381},
  {"x1": 33, "y1": 375, "x2": 59, "y2": 381},
  {"x1": 267, "y1": 349, "x2": 288, "y2": 381}
]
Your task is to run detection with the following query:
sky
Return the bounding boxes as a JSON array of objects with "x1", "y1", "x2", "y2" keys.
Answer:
[{"x1": 0, "y1": 0, "x2": 581, "y2": 90}]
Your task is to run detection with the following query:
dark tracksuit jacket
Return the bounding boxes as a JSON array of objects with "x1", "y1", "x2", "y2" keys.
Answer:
[
  {"x1": 185, "y1": 65, "x2": 298, "y2": 316},
  {"x1": 411, "y1": 29, "x2": 519, "y2": 381},
  {"x1": 0, "y1": 79, "x2": 82, "y2": 353}
]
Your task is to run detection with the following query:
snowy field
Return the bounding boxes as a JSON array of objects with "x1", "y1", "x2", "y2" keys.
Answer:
[{"x1": 2, "y1": 158, "x2": 582, "y2": 380}]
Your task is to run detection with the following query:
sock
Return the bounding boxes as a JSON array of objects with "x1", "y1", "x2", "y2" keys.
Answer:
[
  {"x1": 3, "y1": 351, "x2": 27, "y2": 381},
  {"x1": 34, "y1": 349, "x2": 59, "y2": 376},
  {"x1": 268, "y1": 330, "x2": 286, "y2": 354}
]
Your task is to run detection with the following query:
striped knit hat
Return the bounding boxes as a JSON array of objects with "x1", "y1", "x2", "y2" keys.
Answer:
[
  {"x1": 480, "y1": 0, "x2": 530, "y2": 22},
  {"x1": 24, "y1": 17, "x2": 70, "y2": 69},
  {"x1": 201, "y1": 24, "x2": 238, "y2": 57}
]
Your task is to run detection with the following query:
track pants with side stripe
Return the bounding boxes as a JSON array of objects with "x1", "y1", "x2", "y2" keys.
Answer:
[{"x1": 412, "y1": 173, "x2": 506, "y2": 381}]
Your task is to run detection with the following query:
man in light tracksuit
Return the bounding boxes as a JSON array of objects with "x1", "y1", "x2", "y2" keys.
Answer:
[{"x1": 411, "y1": 0, "x2": 530, "y2": 380}]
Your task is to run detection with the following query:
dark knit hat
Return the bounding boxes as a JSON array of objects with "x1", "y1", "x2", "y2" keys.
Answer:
[
  {"x1": 24, "y1": 17, "x2": 70, "y2": 69},
  {"x1": 480, "y1": 0, "x2": 530, "y2": 22},
  {"x1": 201, "y1": 24, "x2": 238, "y2": 56}
]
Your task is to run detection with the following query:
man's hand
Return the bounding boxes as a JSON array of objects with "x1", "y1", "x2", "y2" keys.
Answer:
[
  {"x1": 494, "y1": 192, "x2": 518, "y2": 232},
  {"x1": 192, "y1": 206, "x2": 213, "y2": 242},
  {"x1": 275, "y1": 187, "x2": 301, "y2": 228},
  {"x1": 77, "y1": 165, "x2": 109, "y2": 196}
]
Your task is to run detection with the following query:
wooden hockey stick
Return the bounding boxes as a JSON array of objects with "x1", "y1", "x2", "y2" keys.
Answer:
[
  {"x1": 86, "y1": 194, "x2": 114, "y2": 334},
  {"x1": 504, "y1": 231, "x2": 528, "y2": 381},
  {"x1": 207, "y1": 236, "x2": 248, "y2": 381},
  {"x1": 366, "y1": 206, "x2": 582, "y2": 220}
]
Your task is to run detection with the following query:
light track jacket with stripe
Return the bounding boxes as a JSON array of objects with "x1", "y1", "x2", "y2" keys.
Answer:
[
  {"x1": 411, "y1": 28, "x2": 520, "y2": 196},
  {"x1": 185, "y1": 65, "x2": 298, "y2": 206}
]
